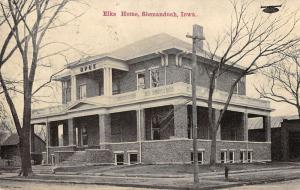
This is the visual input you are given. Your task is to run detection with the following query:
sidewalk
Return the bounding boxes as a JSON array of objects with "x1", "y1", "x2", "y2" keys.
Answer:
[
  {"x1": 2, "y1": 165, "x2": 300, "y2": 189},
  {"x1": 0, "y1": 172, "x2": 239, "y2": 190}
]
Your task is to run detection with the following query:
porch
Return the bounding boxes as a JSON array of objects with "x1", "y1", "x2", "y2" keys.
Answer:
[{"x1": 34, "y1": 104, "x2": 271, "y2": 165}]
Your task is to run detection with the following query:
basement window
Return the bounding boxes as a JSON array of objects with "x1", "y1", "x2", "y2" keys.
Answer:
[
  {"x1": 240, "y1": 151, "x2": 246, "y2": 163},
  {"x1": 191, "y1": 151, "x2": 204, "y2": 164},
  {"x1": 228, "y1": 150, "x2": 235, "y2": 163},
  {"x1": 247, "y1": 151, "x2": 253, "y2": 163},
  {"x1": 220, "y1": 150, "x2": 227, "y2": 163},
  {"x1": 114, "y1": 153, "x2": 124, "y2": 165},
  {"x1": 128, "y1": 153, "x2": 138, "y2": 165}
]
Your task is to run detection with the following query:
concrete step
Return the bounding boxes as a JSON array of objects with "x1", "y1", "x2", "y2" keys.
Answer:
[{"x1": 32, "y1": 165, "x2": 54, "y2": 174}]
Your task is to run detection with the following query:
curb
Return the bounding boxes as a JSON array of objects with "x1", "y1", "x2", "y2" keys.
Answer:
[
  {"x1": 56, "y1": 172, "x2": 188, "y2": 178},
  {"x1": 0, "y1": 176, "x2": 239, "y2": 190}
]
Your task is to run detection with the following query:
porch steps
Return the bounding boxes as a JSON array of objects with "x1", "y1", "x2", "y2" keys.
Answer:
[
  {"x1": 59, "y1": 151, "x2": 86, "y2": 166},
  {"x1": 32, "y1": 165, "x2": 54, "y2": 174}
]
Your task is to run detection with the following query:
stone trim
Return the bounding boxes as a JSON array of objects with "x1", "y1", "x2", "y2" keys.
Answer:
[
  {"x1": 113, "y1": 151, "x2": 124, "y2": 154},
  {"x1": 190, "y1": 148, "x2": 205, "y2": 151},
  {"x1": 135, "y1": 69, "x2": 146, "y2": 73},
  {"x1": 127, "y1": 150, "x2": 138, "y2": 153}
]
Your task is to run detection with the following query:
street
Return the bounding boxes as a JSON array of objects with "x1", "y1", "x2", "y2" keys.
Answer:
[
  {"x1": 0, "y1": 180, "x2": 161, "y2": 190},
  {"x1": 225, "y1": 178, "x2": 300, "y2": 189},
  {"x1": 2, "y1": 179, "x2": 300, "y2": 190}
]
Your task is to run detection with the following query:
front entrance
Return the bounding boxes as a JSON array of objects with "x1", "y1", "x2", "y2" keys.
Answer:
[
  {"x1": 74, "y1": 115, "x2": 99, "y2": 148},
  {"x1": 75, "y1": 126, "x2": 88, "y2": 147}
]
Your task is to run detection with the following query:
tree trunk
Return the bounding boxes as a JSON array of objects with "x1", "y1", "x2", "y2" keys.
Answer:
[
  {"x1": 19, "y1": 130, "x2": 32, "y2": 176},
  {"x1": 210, "y1": 126, "x2": 217, "y2": 169}
]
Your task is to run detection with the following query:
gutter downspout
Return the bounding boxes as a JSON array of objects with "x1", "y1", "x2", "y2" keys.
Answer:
[
  {"x1": 138, "y1": 107, "x2": 142, "y2": 164},
  {"x1": 156, "y1": 51, "x2": 168, "y2": 87}
]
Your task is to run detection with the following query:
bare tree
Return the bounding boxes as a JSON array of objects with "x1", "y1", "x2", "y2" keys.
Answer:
[
  {"x1": 0, "y1": 0, "x2": 84, "y2": 176},
  {"x1": 203, "y1": 0, "x2": 300, "y2": 167},
  {"x1": 0, "y1": 101, "x2": 14, "y2": 134},
  {"x1": 256, "y1": 48, "x2": 300, "y2": 117}
]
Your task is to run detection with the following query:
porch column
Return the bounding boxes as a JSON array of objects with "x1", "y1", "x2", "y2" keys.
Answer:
[
  {"x1": 46, "y1": 121, "x2": 50, "y2": 164},
  {"x1": 30, "y1": 124, "x2": 35, "y2": 153},
  {"x1": 263, "y1": 116, "x2": 271, "y2": 142},
  {"x1": 137, "y1": 109, "x2": 145, "y2": 163},
  {"x1": 174, "y1": 104, "x2": 188, "y2": 138},
  {"x1": 214, "y1": 109, "x2": 221, "y2": 140},
  {"x1": 103, "y1": 67, "x2": 112, "y2": 96},
  {"x1": 99, "y1": 114, "x2": 111, "y2": 149},
  {"x1": 137, "y1": 109, "x2": 145, "y2": 141},
  {"x1": 242, "y1": 113, "x2": 248, "y2": 141},
  {"x1": 68, "y1": 119, "x2": 75, "y2": 146},
  {"x1": 71, "y1": 74, "x2": 77, "y2": 101}
]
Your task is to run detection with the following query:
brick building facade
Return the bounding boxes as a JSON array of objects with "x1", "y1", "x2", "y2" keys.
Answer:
[{"x1": 31, "y1": 31, "x2": 272, "y2": 165}]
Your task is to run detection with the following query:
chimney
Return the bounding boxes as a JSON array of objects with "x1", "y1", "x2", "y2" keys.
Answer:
[{"x1": 193, "y1": 25, "x2": 204, "y2": 51}]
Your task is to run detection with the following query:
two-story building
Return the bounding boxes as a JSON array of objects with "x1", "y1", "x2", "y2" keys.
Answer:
[{"x1": 31, "y1": 30, "x2": 272, "y2": 165}]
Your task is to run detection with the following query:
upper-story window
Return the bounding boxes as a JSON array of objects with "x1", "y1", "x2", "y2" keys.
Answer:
[
  {"x1": 233, "y1": 79, "x2": 239, "y2": 94},
  {"x1": 79, "y1": 84, "x2": 87, "y2": 99},
  {"x1": 112, "y1": 80, "x2": 120, "y2": 95},
  {"x1": 184, "y1": 67, "x2": 192, "y2": 84},
  {"x1": 62, "y1": 80, "x2": 71, "y2": 103},
  {"x1": 137, "y1": 72, "x2": 145, "y2": 90},
  {"x1": 150, "y1": 68, "x2": 160, "y2": 88}
]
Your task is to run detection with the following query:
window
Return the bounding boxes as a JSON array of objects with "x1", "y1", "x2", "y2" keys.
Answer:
[
  {"x1": 151, "y1": 112, "x2": 161, "y2": 140},
  {"x1": 220, "y1": 151, "x2": 227, "y2": 163},
  {"x1": 112, "y1": 80, "x2": 120, "y2": 95},
  {"x1": 247, "y1": 151, "x2": 253, "y2": 163},
  {"x1": 137, "y1": 72, "x2": 145, "y2": 90},
  {"x1": 114, "y1": 153, "x2": 124, "y2": 165},
  {"x1": 152, "y1": 128, "x2": 160, "y2": 140},
  {"x1": 150, "y1": 68, "x2": 160, "y2": 88},
  {"x1": 128, "y1": 153, "x2": 138, "y2": 165},
  {"x1": 187, "y1": 113, "x2": 192, "y2": 139},
  {"x1": 62, "y1": 80, "x2": 71, "y2": 103},
  {"x1": 240, "y1": 151, "x2": 246, "y2": 163},
  {"x1": 185, "y1": 69, "x2": 192, "y2": 84},
  {"x1": 99, "y1": 82, "x2": 104, "y2": 96},
  {"x1": 191, "y1": 151, "x2": 204, "y2": 164},
  {"x1": 233, "y1": 79, "x2": 239, "y2": 94},
  {"x1": 79, "y1": 84, "x2": 87, "y2": 99},
  {"x1": 228, "y1": 151, "x2": 235, "y2": 163}
]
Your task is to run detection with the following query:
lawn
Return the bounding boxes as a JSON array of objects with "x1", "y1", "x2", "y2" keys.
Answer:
[{"x1": 64, "y1": 162, "x2": 300, "y2": 175}]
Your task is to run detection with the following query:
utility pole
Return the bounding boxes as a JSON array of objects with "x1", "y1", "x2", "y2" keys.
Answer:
[{"x1": 186, "y1": 24, "x2": 205, "y2": 188}]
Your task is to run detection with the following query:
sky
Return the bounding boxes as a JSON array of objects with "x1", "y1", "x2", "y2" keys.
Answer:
[{"x1": 2, "y1": 0, "x2": 300, "y2": 117}]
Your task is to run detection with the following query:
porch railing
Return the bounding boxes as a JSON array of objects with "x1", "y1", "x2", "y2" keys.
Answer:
[{"x1": 32, "y1": 82, "x2": 270, "y2": 118}]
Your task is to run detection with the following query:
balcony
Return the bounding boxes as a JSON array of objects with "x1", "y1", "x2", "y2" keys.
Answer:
[{"x1": 32, "y1": 82, "x2": 271, "y2": 119}]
